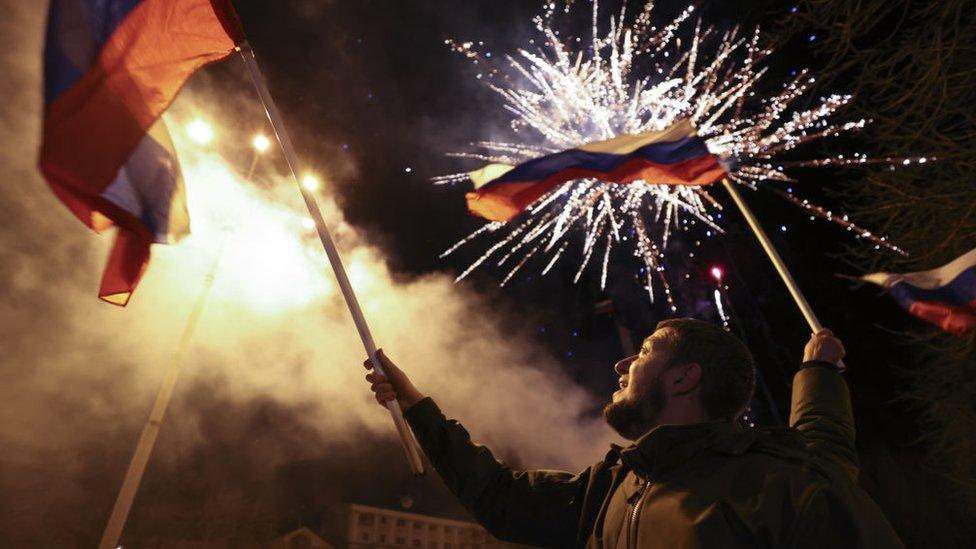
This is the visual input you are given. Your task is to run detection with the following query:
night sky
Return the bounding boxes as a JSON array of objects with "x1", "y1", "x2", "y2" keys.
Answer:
[{"x1": 0, "y1": 0, "x2": 965, "y2": 546}]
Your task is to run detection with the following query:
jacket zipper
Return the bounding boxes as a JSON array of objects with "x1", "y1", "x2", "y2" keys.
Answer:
[{"x1": 627, "y1": 479, "x2": 649, "y2": 549}]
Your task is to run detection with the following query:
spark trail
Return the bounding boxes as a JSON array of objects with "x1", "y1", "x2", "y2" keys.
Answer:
[{"x1": 436, "y1": 1, "x2": 923, "y2": 306}]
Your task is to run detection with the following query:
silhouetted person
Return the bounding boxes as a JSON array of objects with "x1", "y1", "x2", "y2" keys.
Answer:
[{"x1": 364, "y1": 318, "x2": 903, "y2": 548}]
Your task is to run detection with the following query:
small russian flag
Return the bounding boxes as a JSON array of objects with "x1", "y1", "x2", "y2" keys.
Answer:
[
  {"x1": 465, "y1": 119, "x2": 727, "y2": 222},
  {"x1": 863, "y1": 248, "x2": 976, "y2": 336},
  {"x1": 40, "y1": 0, "x2": 244, "y2": 305}
]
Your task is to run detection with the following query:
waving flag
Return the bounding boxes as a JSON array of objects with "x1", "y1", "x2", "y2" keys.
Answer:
[
  {"x1": 863, "y1": 247, "x2": 976, "y2": 336},
  {"x1": 40, "y1": 0, "x2": 244, "y2": 305},
  {"x1": 465, "y1": 119, "x2": 727, "y2": 221}
]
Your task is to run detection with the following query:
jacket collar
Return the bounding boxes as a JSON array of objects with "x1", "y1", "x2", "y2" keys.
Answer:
[{"x1": 618, "y1": 421, "x2": 741, "y2": 479}]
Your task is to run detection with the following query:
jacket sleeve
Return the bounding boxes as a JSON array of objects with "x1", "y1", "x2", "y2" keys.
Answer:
[
  {"x1": 788, "y1": 364, "x2": 859, "y2": 482},
  {"x1": 405, "y1": 397, "x2": 589, "y2": 548},
  {"x1": 787, "y1": 483, "x2": 906, "y2": 549}
]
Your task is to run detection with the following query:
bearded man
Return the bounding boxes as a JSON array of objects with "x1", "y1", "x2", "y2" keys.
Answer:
[{"x1": 363, "y1": 318, "x2": 903, "y2": 548}]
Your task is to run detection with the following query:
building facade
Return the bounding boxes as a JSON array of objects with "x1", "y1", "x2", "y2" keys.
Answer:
[
  {"x1": 270, "y1": 526, "x2": 335, "y2": 549},
  {"x1": 321, "y1": 503, "x2": 531, "y2": 549}
]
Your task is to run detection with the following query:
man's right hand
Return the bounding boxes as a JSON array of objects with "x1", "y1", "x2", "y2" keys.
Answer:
[{"x1": 363, "y1": 349, "x2": 426, "y2": 411}]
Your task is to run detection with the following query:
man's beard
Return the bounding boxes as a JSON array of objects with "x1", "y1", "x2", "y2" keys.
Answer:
[{"x1": 603, "y1": 371, "x2": 667, "y2": 440}]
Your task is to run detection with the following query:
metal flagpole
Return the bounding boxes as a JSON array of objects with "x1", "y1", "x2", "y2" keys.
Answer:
[
  {"x1": 237, "y1": 42, "x2": 425, "y2": 475},
  {"x1": 98, "y1": 241, "x2": 227, "y2": 549},
  {"x1": 721, "y1": 179, "x2": 846, "y2": 371}
]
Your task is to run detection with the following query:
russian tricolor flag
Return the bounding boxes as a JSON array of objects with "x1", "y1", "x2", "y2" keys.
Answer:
[
  {"x1": 40, "y1": 0, "x2": 244, "y2": 305},
  {"x1": 465, "y1": 119, "x2": 727, "y2": 221},
  {"x1": 863, "y1": 248, "x2": 976, "y2": 336}
]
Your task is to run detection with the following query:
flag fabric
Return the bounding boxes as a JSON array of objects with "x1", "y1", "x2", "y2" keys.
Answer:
[
  {"x1": 465, "y1": 119, "x2": 727, "y2": 221},
  {"x1": 863, "y1": 247, "x2": 976, "y2": 336},
  {"x1": 40, "y1": 0, "x2": 244, "y2": 305}
]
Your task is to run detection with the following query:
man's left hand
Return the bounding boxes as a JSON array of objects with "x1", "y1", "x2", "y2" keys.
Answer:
[{"x1": 803, "y1": 329, "x2": 846, "y2": 365}]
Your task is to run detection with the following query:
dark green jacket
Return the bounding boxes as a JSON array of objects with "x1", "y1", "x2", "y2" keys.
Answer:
[{"x1": 404, "y1": 365, "x2": 904, "y2": 548}]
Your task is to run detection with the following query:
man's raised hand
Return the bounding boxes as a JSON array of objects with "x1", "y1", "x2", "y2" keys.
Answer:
[
  {"x1": 803, "y1": 329, "x2": 846, "y2": 366},
  {"x1": 363, "y1": 349, "x2": 425, "y2": 411}
]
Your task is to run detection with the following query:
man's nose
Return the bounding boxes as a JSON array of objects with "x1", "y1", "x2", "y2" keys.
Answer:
[{"x1": 614, "y1": 355, "x2": 637, "y2": 375}]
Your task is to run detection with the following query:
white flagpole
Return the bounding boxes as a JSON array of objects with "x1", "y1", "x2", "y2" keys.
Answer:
[
  {"x1": 721, "y1": 179, "x2": 846, "y2": 371},
  {"x1": 237, "y1": 42, "x2": 425, "y2": 475},
  {"x1": 98, "y1": 242, "x2": 227, "y2": 549}
]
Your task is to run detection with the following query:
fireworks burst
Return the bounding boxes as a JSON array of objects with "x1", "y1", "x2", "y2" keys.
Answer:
[{"x1": 435, "y1": 0, "x2": 925, "y2": 307}]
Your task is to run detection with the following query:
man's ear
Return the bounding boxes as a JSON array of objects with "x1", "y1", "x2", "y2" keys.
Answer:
[{"x1": 669, "y1": 362, "x2": 702, "y2": 396}]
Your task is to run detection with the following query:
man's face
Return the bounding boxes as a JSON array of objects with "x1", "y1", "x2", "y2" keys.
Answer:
[{"x1": 603, "y1": 329, "x2": 674, "y2": 440}]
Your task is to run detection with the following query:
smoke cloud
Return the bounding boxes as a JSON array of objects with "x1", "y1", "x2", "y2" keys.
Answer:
[{"x1": 0, "y1": 1, "x2": 617, "y2": 545}]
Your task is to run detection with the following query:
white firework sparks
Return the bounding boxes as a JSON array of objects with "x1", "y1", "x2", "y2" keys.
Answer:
[{"x1": 435, "y1": 0, "x2": 922, "y2": 307}]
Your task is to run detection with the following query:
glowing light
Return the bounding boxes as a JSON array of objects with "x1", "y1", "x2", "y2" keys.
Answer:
[
  {"x1": 302, "y1": 174, "x2": 321, "y2": 192},
  {"x1": 714, "y1": 288, "x2": 730, "y2": 330},
  {"x1": 301, "y1": 217, "x2": 316, "y2": 230},
  {"x1": 186, "y1": 119, "x2": 214, "y2": 144},
  {"x1": 436, "y1": 1, "x2": 912, "y2": 304},
  {"x1": 710, "y1": 266, "x2": 724, "y2": 282},
  {"x1": 174, "y1": 153, "x2": 334, "y2": 312},
  {"x1": 252, "y1": 134, "x2": 271, "y2": 152}
]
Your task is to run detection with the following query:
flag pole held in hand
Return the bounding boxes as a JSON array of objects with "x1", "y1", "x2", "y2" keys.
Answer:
[
  {"x1": 722, "y1": 178, "x2": 846, "y2": 371},
  {"x1": 238, "y1": 43, "x2": 425, "y2": 475}
]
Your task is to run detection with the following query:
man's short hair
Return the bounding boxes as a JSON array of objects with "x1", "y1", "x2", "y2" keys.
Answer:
[{"x1": 655, "y1": 318, "x2": 756, "y2": 421}]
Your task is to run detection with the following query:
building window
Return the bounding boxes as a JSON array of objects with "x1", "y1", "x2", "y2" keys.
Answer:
[
  {"x1": 413, "y1": 540, "x2": 422, "y2": 547},
  {"x1": 381, "y1": 516, "x2": 388, "y2": 524},
  {"x1": 428, "y1": 543, "x2": 439, "y2": 549},
  {"x1": 414, "y1": 522, "x2": 423, "y2": 530},
  {"x1": 444, "y1": 527, "x2": 453, "y2": 534},
  {"x1": 361, "y1": 532, "x2": 370, "y2": 541},
  {"x1": 358, "y1": 513, "x2": 375, "y2": 526},
  {"x1": 380, "y1": 534, "x2": 387, "y2": 543},
  {"x1": 397, "y1": 536, "x2": 406, "y2": 545},
  {"x1": 428, "y1": 524, "x2": 438, "y2": 532},
  {"x1": 444, "y1": 543, "x2": 452, "y2": 549}
]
